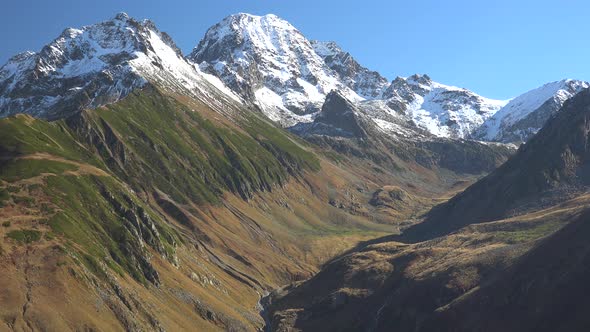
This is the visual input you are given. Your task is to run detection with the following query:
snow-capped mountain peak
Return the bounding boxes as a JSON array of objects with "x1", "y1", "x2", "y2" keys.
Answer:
[
  {"x1": 382, "y1": 74, "x2": 507, "y2": 138},
  {"x1": 190, "y1": 13, "x2": 590, "y2": 143},
  {"x1": 473, "y1": 79, "x2": 590, "y2": 142},
  {"x1": 3, "y1": 12, "x2": 586, "y2": 147},
  {"x1": 0, "y1": 13, "x2": 240, "y2": 120},
  {"x1": 189, "y1": 13, "x2": 376, "y2": 127}
]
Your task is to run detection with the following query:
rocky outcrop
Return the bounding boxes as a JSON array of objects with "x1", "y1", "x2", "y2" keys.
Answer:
[
  {"x1": 311, "y1": 41, "x2": 389, "y2": 99},
  {"x1": 290, "y1": 91, "x2": 367, "y2": 138},
  {"x1": 101, "y1": 188, "x2": 167, "y2": 285}
]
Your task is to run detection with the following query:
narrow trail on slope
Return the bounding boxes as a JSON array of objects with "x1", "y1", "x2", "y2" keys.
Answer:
[
  {"x1": 16, "y1": 153, "x2": 109, "y2": 177},
  {"x1": 21, "y1": 245, "x2": 34, "y2": 332}
]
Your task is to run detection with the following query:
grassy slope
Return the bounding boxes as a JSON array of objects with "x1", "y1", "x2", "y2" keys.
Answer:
[
  {"x1": 0, "y1": 87, "x2": 404, "y2": 331},
  {"x1": 428, "y1": 206, "x2": 590, "y2": 332},
  {"x1": 71, "y1": 87, "x2": 319, "y2": 204},
  {"x1": 267, "y1": 193, "x2": 590, "y2": 332}
]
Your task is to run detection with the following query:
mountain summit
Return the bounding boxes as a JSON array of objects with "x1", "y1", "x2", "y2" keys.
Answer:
[
  {"x1": 190, "y1": 13, "x2": 368, "y2": 126},
  {"x1": 0, "y1": 13, "x2": 238, "y2": 120}
]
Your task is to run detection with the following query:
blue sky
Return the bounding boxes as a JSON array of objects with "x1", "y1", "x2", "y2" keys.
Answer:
[{"x1": 1, "y1": 0, "x2": 588, "y2": 99}]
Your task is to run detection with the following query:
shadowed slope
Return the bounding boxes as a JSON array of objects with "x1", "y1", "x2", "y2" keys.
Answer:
[
  {"x1": 427, "y1": 208, "x2": 590, "y2": 332},
  {"x1": 404, "y1": 88, "x2": 590, "y2": 241}
]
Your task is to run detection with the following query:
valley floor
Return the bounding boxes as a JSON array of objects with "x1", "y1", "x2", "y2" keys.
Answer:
[
  {"x1": 265, "y1": 192, "x2": 590, "y2": 331},
  {"x1": 0, "y1": 150, "x2": 473, "y2": 331}
]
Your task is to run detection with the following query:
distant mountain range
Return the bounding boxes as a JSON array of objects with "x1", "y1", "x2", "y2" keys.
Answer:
[
  {"x1": 190, "y1": 13, "x2": 588, "y2": 143},
  {"x1": 2, "y1": 12, "x2": 588, "y2": 144}
]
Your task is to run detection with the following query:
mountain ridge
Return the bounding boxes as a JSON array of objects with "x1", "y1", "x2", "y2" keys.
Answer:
[
  {"x1": 0, "y1": 12, "x2": 241, "y2": 120},
  {"x1": 1, "y1": 12, "x2": 587, "y2": 146},
  {"x1": 187, "y1": 12, "x2": 588, "y2": 143}
]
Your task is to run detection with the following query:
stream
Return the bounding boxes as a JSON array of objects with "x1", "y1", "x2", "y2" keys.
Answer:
[{"x1": 256, "y1": 291, "x2": 272, "y2": 332}]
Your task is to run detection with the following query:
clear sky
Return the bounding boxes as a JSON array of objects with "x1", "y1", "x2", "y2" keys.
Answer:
[{"x1": 1, "y1": 0, "x2": 588, "y2": 99}]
